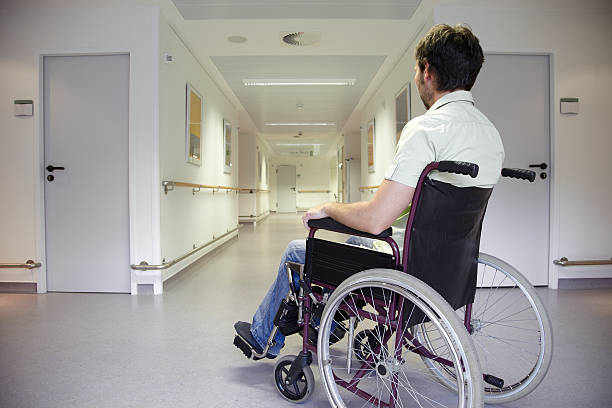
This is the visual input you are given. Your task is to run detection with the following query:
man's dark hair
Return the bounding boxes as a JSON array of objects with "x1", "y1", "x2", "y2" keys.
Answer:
[{"x1": 415, "y1": 24, "x2": 484, "y2": 91}]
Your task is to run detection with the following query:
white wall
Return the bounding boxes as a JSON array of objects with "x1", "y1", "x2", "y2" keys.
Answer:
[
  {"x1": 329, "y1": 155, "x2": 339, "y2": 202},
  {"x1": 238, "y1": 133, "x2": 271, "y2": 218},
  {"x1": 0, "y1": 4, "x2": 160, "y2": 290},
  {"x1": 433, "y1": 0, "x2": 612, "y2": 282},
  {"x1": 238, "y1": 132, "x2": 257, "y2": 217},
  {"x1": 270, "y1": 154, "x2": 336, "y2": 210},
  {"x1": 358, "y1": 15, "x2": 433, "y2": 201},
  {"x1": 343, "y1": 131, "x2": 361, "y2": 161},
  {"x1": 256, "y1": 137, "x2": 272, "y2": 216},
  {"x1": 158, "y1": 13, "x2": 239, "y2": 279}
]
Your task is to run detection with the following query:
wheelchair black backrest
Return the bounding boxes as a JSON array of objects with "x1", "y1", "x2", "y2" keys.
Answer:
[
  {"x1": 402, "y1": 176, "x2": 491, "y2": 310},
  {"x1": 306, "y1": 161, "x2": 491, "y2": 310}
]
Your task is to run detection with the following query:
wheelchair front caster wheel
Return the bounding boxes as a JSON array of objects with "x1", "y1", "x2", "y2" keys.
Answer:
[
  {"x1": 274, "y1": 355, "x2": 314, "y2": 403},
  {"x1": 354, "y1": 328, "x2": 388, "y2": 368}
]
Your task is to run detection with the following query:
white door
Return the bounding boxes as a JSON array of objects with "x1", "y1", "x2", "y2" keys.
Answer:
[
  {"x1": 346, "y1": 159, "x2": 361, "y2": 203},
  {"x1": 471, "y1": 54, "x2": 550, "y2": 286},
  {"x1": 44, "y1": 55, "x2": 130, "y2": 292},
  {"x1": 277, "y1": 165, "x2": 296, "y2": 213}
]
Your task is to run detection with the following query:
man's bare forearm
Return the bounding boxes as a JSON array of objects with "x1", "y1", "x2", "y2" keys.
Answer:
[
  {"x1": 302, "y1": 179, "x2": 415, "y2": 235},
  {"x1": 321, "y1": 201, "x2": 385, "y2": 234}
]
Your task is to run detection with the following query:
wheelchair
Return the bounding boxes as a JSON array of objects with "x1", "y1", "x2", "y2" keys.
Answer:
[{"x1": 234, "y1": 161, "x2": 552, "y2": 408}]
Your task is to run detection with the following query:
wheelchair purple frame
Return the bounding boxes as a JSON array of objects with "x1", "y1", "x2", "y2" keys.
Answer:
[
  {"x1": 275, "y1": 162, "x2": 535, "y2": 406},
  {"x1": 305, "y1": 161, "x2": 481, "y2": 406}
]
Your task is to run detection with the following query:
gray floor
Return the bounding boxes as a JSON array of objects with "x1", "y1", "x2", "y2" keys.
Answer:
[{"x1": 1, "y1": 213, "x2": 611, "y2": 408}]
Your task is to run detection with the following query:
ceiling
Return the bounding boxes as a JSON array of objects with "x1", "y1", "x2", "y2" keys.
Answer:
[
  {"x1": 211, "y1": 55, "x2": 385, "y2": 156},
  {"x1": 171, "y1": 0, "x2": 423, "y2": 157},
  {"x1": 172, "y1": 0, "x2": 422, "y2": 20}
]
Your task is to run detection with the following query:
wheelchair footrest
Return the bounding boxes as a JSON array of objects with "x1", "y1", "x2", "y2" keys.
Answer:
[
  {"x1": 233, "y1": 335, "x2": 254, "y2": 359},
  {"x1": 233, "y1": 321, "x2": 276, "y2": 360}
]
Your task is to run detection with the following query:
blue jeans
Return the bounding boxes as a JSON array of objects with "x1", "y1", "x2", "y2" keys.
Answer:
[
  {"x1": 251, "y1": 239, "x2": 305, "y2": 355},
  {"x1": 250, "y1": 237, "x2": 376, "y2": 355}
]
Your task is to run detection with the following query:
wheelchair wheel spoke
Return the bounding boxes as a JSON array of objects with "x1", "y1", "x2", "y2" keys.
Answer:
[
  {"x1": 457, "y1": 255, "x2": 554, "y2": 403},
  {"x1": 317, "y1": 271, "x2": 481, "y2": 408}
]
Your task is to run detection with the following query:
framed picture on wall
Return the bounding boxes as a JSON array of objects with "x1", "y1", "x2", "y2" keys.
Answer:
[
  {"x1": 395, "y1": 84, "x2": 410, "y2": 143},
  {"x1": 367, "y1": 119, "x2": 375, "y2": 173},
  {"x1": 185, "y1": 83, "x2": 203, "y2": 166},
  {"x1": 223, "y1": 119, "x2": 232, "y2": 173}
]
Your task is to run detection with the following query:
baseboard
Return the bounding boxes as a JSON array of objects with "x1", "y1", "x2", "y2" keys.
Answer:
[
  {"x1": 239, "y1": 210, "x2": 270, "y2": 224},
  {"x1": 162, "y1": 235, "x2": 238, "y2": 288},
  {"x1": 0, "y1": 282, "x2": 37, "y2": 293},
  {"x1": 161, "y1": 230, "x2": 239, "y2": 283},
  {"x1": 558, "y1": 278, "x2": 612, "y2": 289}
]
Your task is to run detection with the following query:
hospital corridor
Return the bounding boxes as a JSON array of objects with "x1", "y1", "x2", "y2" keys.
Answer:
[{"x1": 1, "y1": 0, "x2": 612, "y2": 407}]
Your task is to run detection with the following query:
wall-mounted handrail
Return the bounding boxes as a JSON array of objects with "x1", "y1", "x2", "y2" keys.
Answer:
[
  {"x1": 162, "y1": 180, "x2": 240, "y2": 194},
  {"x1": 0, "y1": 260, "x2": 42, "y2": 269},
  {"x1": 359, "y1": 185, "x2": 380, "y2": 191},
  {"x1": 131, "y1": 228, "x2": 238, "y2": 271},
  {"x1": 553, "y1": 257, "x2": 612, "y2": 266},
  {"x1": 239, "y1": 188, "x2": 269, "y2": 193},
  {"x1": 298, "y1": 189, "x2": 331, "y2": 193}
]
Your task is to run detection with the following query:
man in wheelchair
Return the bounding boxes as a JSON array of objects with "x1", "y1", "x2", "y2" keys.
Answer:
[{"x1": 234, "y1": 23, "x2": 505, "y2": 361}]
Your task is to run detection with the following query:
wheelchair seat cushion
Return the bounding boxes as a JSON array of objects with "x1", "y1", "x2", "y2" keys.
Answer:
[{"x1": 404, "y1": 177, "x2": 492, "y2": 310}]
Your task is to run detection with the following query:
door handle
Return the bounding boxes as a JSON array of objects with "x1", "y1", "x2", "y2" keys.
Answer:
[
  {"x1": 529, "y1": 162, "x2": 547, "y2": 170},
  {"x1": 46, "y1": 165, "x2": 65, "y2": 172}
]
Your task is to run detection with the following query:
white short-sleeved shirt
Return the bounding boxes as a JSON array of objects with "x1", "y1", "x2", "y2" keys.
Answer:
[{"x1": 385, "y1": 90, "x2": 505, "y2": 188}]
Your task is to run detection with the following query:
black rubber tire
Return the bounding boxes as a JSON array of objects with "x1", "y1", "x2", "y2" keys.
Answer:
[{"x1": 273, "y1": 354, "x2": 314, "y2": 403}]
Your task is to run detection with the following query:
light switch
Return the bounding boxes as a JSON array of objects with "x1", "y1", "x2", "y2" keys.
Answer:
[
  {"x1": 560, "y1": 98, "x2": 579, "y2": 114},
  {"x1": 14, "y1": 100, "x2": 33, "y2": 116}
]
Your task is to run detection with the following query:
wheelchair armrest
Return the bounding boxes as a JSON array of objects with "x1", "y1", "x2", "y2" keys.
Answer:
[{"x1": 307, "y1": 217, "x2": 392, "y2": 239}]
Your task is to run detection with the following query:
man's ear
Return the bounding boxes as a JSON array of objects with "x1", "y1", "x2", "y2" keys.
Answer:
[{"x1": 423, "y1": 62, "x2": 433, "y2": 81}]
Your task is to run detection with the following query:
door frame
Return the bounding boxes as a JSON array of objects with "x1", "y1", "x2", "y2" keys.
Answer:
[
  {"x1": 36, "y1": 50, "x2": 134, "y2": 293},
  {"x1": 483, "y1": 49, "x2": 557, "y2": 288}
]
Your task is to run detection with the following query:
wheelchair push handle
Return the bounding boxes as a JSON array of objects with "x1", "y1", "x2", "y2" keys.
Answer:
[
  {"x1": 437, "y1": 161, "x2": 479, "y2": 178},
  {"x1": 501, "y1": 168, "x2": 536, "y2": 182}
]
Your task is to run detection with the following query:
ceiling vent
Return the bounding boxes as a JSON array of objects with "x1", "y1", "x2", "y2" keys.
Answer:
[{"x1": 281, "y1": 32, "x2": 321, "y2": 47}]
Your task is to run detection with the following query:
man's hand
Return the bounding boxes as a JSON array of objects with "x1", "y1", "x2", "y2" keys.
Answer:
[{"x1": 302, "y1": 203, "x2": 329, "y2": 230}]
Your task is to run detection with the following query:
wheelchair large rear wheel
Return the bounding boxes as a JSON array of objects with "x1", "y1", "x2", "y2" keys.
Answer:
[
  {"x1": 317, "y1": 269, "x2": 483, "y2": 408},
  {"x1": 414, "y1": 253, "x2": 553, "y2": 404}
]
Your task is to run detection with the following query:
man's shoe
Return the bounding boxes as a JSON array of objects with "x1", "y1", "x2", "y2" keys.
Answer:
[{"x1": 233, "y1": 321, "x2": 276, "y2": 360}]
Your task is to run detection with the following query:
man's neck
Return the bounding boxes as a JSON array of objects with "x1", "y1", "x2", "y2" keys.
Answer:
[
  {"x1": 429, "y1": 88, "x2": 466, "y2": 109},
  {"x1": 431, "y1": 89, "x2": 452, "y2": 105}
]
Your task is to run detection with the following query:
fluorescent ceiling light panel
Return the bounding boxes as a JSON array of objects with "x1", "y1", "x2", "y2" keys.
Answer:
[
  {"x1": 276, "y1": 143, "x2": 323, "y2": 146},
  {"x1": 243, "y1": 79, "x2": 355, "y2": 86},
  {"x1": 265, "y1": 122, "x2": 335, "y2": 126}
]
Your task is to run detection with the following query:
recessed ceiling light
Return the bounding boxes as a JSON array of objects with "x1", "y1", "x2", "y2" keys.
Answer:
[
  {"x1": 227, "y1": 35, "x2": 248, "y2": 43},
  {"x1": 243, "y1": 79, "x2": 355, "y2": 86},
  {"x1": 276, "y1": 143, "x2": 323, "y2": 146},
  {"x1": 265, "y1": 122, "x2": 336, "y2": 126}
]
